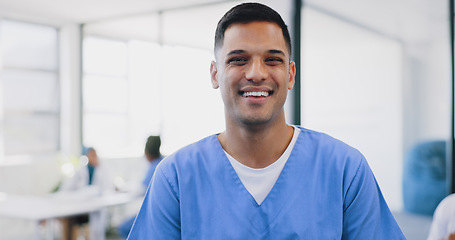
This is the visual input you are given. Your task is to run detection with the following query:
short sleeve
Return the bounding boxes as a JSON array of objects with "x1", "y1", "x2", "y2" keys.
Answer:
[
  {"x1": 128, "y1": 162, "x2": 181, "y2": 240},
  {"x1": 342, "y1": 158, "x2": 406, "y2": 239}
]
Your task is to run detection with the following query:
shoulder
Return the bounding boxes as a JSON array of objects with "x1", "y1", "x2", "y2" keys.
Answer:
[
  {"x1": 435, "y1": 193, "x2": 455, "y2": 217},
  {"x1": 150, "y1": 134, "x2": 223, "y2": 198},
  {"x1": 428, "y1": 193, "x2": 455, "y2": 239},
  {"x1": 164, "y1": 134, "x2": 219, "y2": 162},
  {"x1": 440, "y1": 193, "x2": 455, "y2": 206},
  {"x1": 295, "y1": 126, "x2": 364, "y2": 160},
  {"x1": 154, "y1": 134, "x2": 221, "y2": 176},
  {"x1": 293, "y1": 126, "x2": 368, "y2": 185}
]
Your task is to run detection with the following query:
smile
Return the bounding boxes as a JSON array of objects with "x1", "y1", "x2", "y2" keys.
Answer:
[{"x1": 240, "y1": 91, "x2": 273, "y2": 97}]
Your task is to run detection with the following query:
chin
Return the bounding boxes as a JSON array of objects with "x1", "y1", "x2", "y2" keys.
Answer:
[{"x1": 239, "y1": 115, "x2": 273, "y2": 126}]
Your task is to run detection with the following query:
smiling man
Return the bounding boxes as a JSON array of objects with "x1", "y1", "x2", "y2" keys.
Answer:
[{"x1": 127, "y1": 3, "x2": 405, "y2": 239}]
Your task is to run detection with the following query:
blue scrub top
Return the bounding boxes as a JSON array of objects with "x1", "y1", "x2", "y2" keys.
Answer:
[{"x1": 128, "y1": 127, "x2": 405, "y2": 239}]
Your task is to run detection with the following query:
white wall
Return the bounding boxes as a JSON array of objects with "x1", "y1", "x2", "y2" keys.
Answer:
[
  {"x1": 300, "y1": 2, "x2": 451, "y2": 212},
  {"x1": 301, "y1": 8, "x2": 404, "y2": 210}
]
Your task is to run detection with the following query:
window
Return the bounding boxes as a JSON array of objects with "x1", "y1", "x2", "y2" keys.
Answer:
[
  {"x1": 81, "y1": 2, "x2": 236, "y2": 158},
  {"x1": 82, "y1": 35, "x2": 226, "y2": 157},
  {"x1": 160, "y1": 45, "x2": 224, "y2": 154},
  {"x1": 0, "y1": 19, "x2": 59, "y2": 156},
  {"x1": 82, "y1": 37, "x2": 162, "y2": 157}
]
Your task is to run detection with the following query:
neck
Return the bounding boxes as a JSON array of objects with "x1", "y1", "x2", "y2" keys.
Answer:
[{"x1": 219, "y1": 113, "x2": 293, "y2": 168}]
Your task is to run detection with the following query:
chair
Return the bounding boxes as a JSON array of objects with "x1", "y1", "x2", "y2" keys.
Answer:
[{"x1": 402, "y1": 140, "x2": 448, "y2": 215}]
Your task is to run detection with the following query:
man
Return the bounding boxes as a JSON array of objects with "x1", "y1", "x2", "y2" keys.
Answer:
[
  {"x1": 140, "y1": 136, "x2": 165, "y2": 189},
  {"x1": 128, "y1": 3, "x2": 405, "y2": 239},
  {"x1": 118, "y1": 136, "x2": 164, "y2": 238}
]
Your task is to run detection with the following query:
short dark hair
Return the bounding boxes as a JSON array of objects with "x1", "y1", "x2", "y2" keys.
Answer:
[
  {"x1": 214, "y1": 2, "x2": 292, "y2": 56},
  {"x1": 145, "y1": 135, "x2": 161, "y2": 157}
]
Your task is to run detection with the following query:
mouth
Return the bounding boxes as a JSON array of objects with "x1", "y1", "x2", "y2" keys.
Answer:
[{"x1": 239, "y1": 90, "x2": 273, "y2": 97}]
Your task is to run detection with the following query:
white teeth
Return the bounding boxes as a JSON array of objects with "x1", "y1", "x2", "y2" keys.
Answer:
[{"x1": 242, "y1": 91, "x2": 269, "y2": 97}]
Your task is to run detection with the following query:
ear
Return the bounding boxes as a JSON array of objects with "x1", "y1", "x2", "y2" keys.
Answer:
[
  {"x1": 288, "y1": 61, "x2": 296, "y2": 90},
  {"x1": 210, "y1": 60, "x2": 219, "y2": 89}
]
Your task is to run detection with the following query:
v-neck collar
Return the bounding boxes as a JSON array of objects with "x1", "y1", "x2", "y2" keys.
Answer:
[
  {"x1": 212, "y1": 126, "x2": 304, "y2": 208},
  {"x1": 209, "y1": 127, "x2": 306, "y2": 231}
]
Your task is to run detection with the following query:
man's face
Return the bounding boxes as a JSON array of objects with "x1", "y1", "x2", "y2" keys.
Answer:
[
  {"x1": 87, "y1": 149, "x2": 99, "y2": 166},
  {"x1": 211, "y1": 21, "x2": 295, "y2": 127}
]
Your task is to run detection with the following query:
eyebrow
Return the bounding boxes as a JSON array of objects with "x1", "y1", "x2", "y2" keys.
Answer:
[
  {"x1": 226, "y1": 49, "x2": 286, "y2": 56},
  {"x1": 227, "y1": 50, "x2": 246, "y2": 56},
  {"x1": 268, "y1": 49, "x2": 286, "y2": 56}
]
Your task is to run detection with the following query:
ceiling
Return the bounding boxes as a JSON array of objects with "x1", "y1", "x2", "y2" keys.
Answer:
[
  {"x1": 0, "y1": 0, "x2": 444, "y2": 28},
  {"x1": 0, "y1": 0, "x2": 233, "y2": 25},
  {"x1": 0, "y1": 0, "x2": 447, "y2": 47}
]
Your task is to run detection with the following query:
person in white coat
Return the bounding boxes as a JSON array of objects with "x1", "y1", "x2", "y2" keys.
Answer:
[
  {"x1": 59, "y1": 147, "x2": 114, "y2": 240},
  {"x1": 428, "y1": 193, "x2": 455, "y2": 240}
]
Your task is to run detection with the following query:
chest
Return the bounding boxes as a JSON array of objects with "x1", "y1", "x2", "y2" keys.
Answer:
[{"x1": 177, "y1": 165, "x2": 344, "y2": 239}]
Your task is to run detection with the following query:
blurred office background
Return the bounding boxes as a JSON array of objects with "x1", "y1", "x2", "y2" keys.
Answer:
[{"x1": 0, "y1": 0, "x2": 452, "y2": 239}]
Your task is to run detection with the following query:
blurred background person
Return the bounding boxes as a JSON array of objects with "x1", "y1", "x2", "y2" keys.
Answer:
[
  {"x1": 427, "y1": 193, "x2": 455, "y2": 240},
  {"x1": 60, "y1": 147, "x2": 114, "y2": 192},
  {"x1": 59, "y1": 147, "x2": 114, "y2": 240},
  {"x1": 117, "y1": 136, "x2": 164, "y2": 238}
]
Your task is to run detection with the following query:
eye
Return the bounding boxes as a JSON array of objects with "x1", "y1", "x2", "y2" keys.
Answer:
[
  {"x1": 227, "y1": 57, "x2": 248, "y2": 66},
  {"x1": 265, "y1": 57, "x2": 284, "y2": 66}
]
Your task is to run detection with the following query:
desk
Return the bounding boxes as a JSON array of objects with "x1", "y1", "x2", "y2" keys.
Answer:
[{"x1": 0, "y1": 189, "x2": 142, "y2": 239}]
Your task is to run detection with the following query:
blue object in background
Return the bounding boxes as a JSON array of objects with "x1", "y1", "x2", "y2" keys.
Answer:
[{"x1": 403, "y1": 140, "x2": 448, "y2": 215}]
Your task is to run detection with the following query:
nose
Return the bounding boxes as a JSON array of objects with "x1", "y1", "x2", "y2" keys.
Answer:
[{"x1": 245, "y1": 58, "x2": 267, "y2": 82}]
